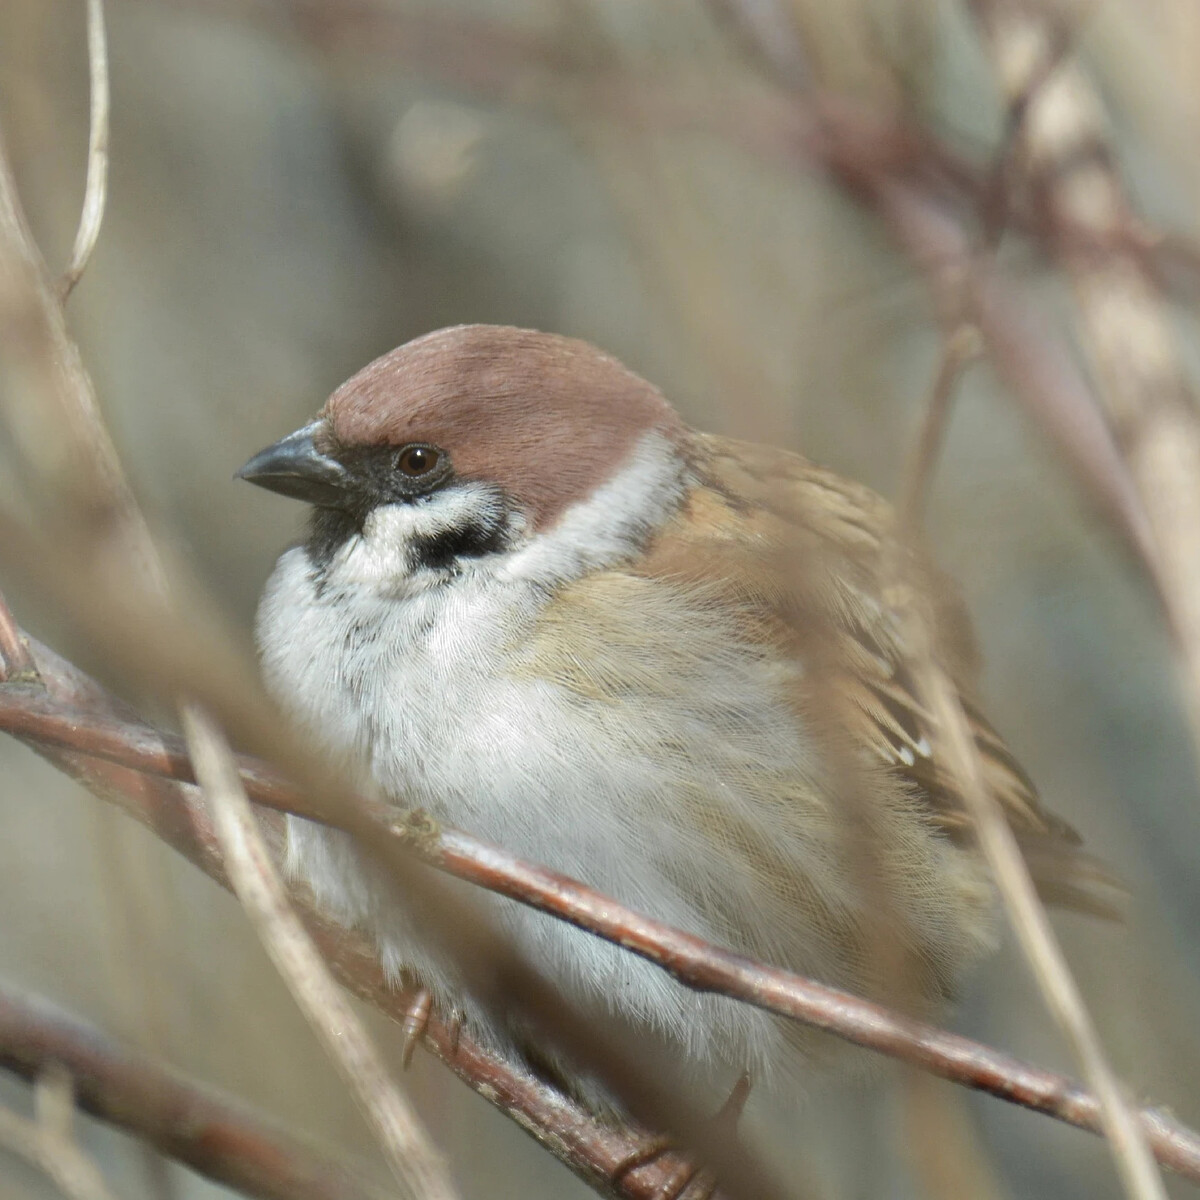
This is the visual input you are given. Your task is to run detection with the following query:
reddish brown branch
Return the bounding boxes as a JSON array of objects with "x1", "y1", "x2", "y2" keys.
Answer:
[
  {"x1": 0, "y1": 984, "x2": 392, "y2": 1200},
  {"x1": 0, "y1": 628, "x2": 717, "y2": 1200},
  {"x1": 1, "y1": 634, "x2": 1198, "y2": 1186}
]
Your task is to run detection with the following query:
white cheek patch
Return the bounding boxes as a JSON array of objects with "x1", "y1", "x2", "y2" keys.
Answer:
[
  {"x1": 327, "y1": 483, "x2": 508, "y2": 591},
  {"x1": 500, "y1": 431, "x2": 688, "y2": 585}
]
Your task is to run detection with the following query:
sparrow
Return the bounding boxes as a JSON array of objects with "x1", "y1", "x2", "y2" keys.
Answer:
[{"x1": 238, "y1": 324, "x2": 1113, "y2": 1108}]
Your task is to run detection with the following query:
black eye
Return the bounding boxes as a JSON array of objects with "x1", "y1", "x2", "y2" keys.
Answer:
[{"x1": 395, "y1": 445, "x2": 440, "y2": 477}]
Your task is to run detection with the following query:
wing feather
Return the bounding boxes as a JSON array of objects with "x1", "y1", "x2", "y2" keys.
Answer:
[{"x1": 634, "y1": 432, "x2": 1122, "y2": 917}]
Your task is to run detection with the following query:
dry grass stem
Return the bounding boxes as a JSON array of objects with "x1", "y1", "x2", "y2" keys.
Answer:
[
  {"x1": 0, "y1": 127, "x2": 152, "y2": 576},
  {"x1": 58, "y1": 0, "x2": 110, "y2": 301},
  {"x1": 970, "y1": 0, "x2": 1200, "y2": 788},
  {"x1": 910, "y1": 645, "x2": 1167, "y2": 1200},
  {"x1": 0, "y1": 598, "x2": 36, "y2": 681},
  {"x1": 181, "y1": 705, "x2": 459, "y2": 1200},
  {"x1": 0, "y1": 1072, "x2": 119, "y2": 1200},
  {"x1": 894, "y1": 243, "x2": 1166, "y2": 1200},
  {"x1": 700, "y1": 10, "x2": 1171, "y2": 1191}
]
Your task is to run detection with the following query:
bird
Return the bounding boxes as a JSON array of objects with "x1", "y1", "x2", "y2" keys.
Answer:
[{"x1": 238, "y1": 323, "x2": 1115, "y2": 1112}]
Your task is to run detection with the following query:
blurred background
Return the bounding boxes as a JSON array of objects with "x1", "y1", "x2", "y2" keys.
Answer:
[{"x1": 1, "y1": 0, "x2": 1200, "y2": 1197}]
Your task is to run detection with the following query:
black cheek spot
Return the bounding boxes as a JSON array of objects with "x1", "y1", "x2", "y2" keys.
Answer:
[{"x1": 410, "y1": 521, "x2": 507, "y2": 571}]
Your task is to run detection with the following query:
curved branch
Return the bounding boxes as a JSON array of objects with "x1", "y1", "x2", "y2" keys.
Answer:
[
  {"x1": 0, "y1": 984, "x2": 393, "y2": 1200},
  {"x1": 0, "y1": 628, "x2": 713, "y2": 1200},
  {"x1": 1, "y1": 636, "x2": 1198, "y2": 1187}
]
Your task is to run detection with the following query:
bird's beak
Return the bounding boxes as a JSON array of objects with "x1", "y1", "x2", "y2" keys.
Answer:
[{"x1": 236, "y1": 420, "x2": 352, "y2": 508}]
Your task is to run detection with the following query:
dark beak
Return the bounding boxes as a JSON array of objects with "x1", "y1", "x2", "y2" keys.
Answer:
[{"x1": 236, "y1": 421, "x2": 352, "y2": 507}]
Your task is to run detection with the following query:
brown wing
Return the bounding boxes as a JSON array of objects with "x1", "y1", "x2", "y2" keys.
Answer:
[{"x1": 636, "y1": 432, "x2": 1122, "y2": 918}]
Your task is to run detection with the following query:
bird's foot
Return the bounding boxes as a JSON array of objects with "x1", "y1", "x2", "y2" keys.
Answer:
[
  {"x1": 609, "y1": 1072, "x2": 752, "y2": 1200},
  {"x1": 401, "y1": 988, "x2": 432, "y2": 1068},
  {"x1": 400, "y1": 989, "x2": 467, "y2": 1068}
]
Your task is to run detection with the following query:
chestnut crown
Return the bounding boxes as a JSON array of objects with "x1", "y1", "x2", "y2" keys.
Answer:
[{"x1": 307, "y1": 324, "x2": 684, "y2": 529}]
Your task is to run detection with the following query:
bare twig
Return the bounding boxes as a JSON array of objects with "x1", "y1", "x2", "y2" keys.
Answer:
[
  {"x1": 0, "y1": 983, "x2": 391, "y2": 1200},
  {"x1": 181, "y1": 705, "x2": 459, "y2": 1200},
  {"x1": 2, "y1": 648, "x2": 1199, "y2": 1187},
  {"x1": 873, "y1": 174, "x2": 1157, "y2": 572},
  {"x1": 853, "y1": 13, "x2": 1168, "y2": 1199},
  {"x1": 886, "y1": 119, "x2": 1168, "y2": 1200},
  {"x1": 59, "y1": 0, "x2": 110, "y2": 301},
  {"x1": 0, "y1": 127, "x2": 153, "y2": 575},
  {"x1": 0, "y1": 1072, "x2": 118, "y2": 1200},
  {"x1": 896, "y1": 323, "x2": 982, "y2": 532}
]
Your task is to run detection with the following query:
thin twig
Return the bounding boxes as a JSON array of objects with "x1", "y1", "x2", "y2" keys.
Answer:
[
  {"x1": 887, "y1": 124, "x2": 1167, "y2": 1200},
  {"x1": 875, "y1": 16, "x2": 1168, "y2": 1200},
  {"x1": 2, "y1": 661, "x2": 1199, "y2": 1187},
  {"x1": 873, "y1": 174, "x2": 1157, "y2": 571},
  {"x1": 181, "y1": 705, "x2": 459, "y2": 1200},
  {"x1": 896, "y1": 323, "x2": 982, "y2": 533},
  {"x1": 59, "y1": 0, "x2": 110, "y2": 301},
  {"x1": 0, "y1": 592, "x2": 37, "y2": 682},
  {"x1": 893, "y1": 311, "x2": 1167, "y2": 1199},
  {"x1": 0, "y1": 981, "x2": 394, "y2": 1200}
]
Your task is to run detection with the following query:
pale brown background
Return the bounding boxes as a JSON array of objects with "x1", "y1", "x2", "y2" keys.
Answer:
[{"x1": 1, "y1": 1, "x2": 1199, "y2": 1197}]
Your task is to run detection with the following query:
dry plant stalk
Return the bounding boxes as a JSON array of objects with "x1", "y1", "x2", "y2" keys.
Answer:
[
  {"x1": 0, "y1": 596, "x2": 36, "y2": 680},
  {"x1": 59, "y1": 0, "x2": 109, "y2": 300},
  {"x1": 182, "y1": 705, "x2": 459, "y2": 1200},
  {"x1": 707, "y1": 4, "x2": 1172, "y2": 1194},
  {"x1": 909, "y1": 631, "x2": 1167, "y2": 1200},
  {"x1": 0, "y1": 1068, "x2": 119, "y2": 1200},
  {"x1": 893, "y1": 242, "x2": 1165, "y2": 1200},
  {"x1": 970, "y1": 0, "x2": 1200, "y2": 775}
]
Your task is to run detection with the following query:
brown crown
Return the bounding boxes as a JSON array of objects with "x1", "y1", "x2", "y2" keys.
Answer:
[{"x1": 323, "y1": 325, "x2": 685, "y2": 529}]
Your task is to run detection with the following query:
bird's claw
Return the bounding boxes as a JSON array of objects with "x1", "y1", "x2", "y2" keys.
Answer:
[{"x1": 401, "y1": 988, "x2": 432, "y2": 1068}]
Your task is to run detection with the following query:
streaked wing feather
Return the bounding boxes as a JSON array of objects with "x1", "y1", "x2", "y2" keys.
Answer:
[{"x1": 639, "y1": 432, "x2": 1122, "y2": 917}]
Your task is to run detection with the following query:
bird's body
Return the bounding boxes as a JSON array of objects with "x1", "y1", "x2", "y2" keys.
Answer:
[{"x1": 242, "y1": 325, "x2": 1108, "y2": 1105}]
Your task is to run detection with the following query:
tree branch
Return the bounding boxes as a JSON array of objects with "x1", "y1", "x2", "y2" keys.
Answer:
[{"x1": 0, "y1": 625, "x2": 1197, "y2": 1188}]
